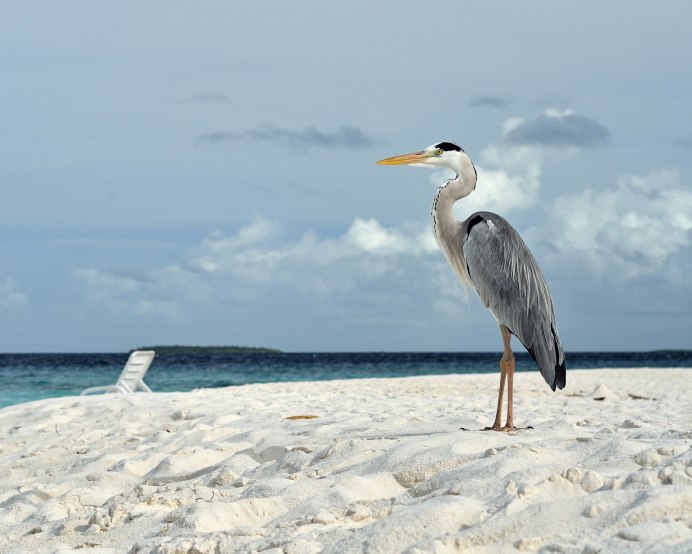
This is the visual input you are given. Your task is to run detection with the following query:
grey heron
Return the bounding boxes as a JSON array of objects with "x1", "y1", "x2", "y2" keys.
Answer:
[{"x1": 378, "y1": 142, "x2": 565, "y2": 431}]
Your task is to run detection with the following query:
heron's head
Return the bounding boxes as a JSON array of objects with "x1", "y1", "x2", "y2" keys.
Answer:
[{"x1": 377, "y1": 141, "x2": 467, "y2": 170}]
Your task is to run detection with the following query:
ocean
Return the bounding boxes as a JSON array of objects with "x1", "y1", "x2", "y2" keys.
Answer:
[{"x1": 1, "y1": 351, "x2": 690, "y2": 409}]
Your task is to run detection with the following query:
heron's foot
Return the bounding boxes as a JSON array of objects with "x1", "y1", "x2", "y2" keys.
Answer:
[
  {"x1": 496, "y1": 424, "x2": 534, "y2": 432},
  {"x1": 482, "y1": 424, "x2": 503, "y2": 432},
  {"x1": 481, "y1": 423, "x2": 521, "y2": 432}
]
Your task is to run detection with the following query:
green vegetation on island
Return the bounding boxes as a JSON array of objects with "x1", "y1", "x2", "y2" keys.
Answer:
[{"x1": 135, "y1": 345, "x2": 281, "y2": 354}]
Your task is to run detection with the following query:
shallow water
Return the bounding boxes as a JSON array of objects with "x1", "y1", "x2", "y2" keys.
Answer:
[{"x1": 1, "y1": 350, "x2": 690, "y2": 408}]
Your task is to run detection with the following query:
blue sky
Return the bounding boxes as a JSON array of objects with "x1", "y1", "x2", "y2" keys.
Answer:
[{"x1": 1, "y1": 2, "x2": 691, "y2": 352}]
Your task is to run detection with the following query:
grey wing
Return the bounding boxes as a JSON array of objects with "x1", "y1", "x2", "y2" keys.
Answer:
[{"x1": 461, "y1": 212, "x2": 566, "y2": 390}]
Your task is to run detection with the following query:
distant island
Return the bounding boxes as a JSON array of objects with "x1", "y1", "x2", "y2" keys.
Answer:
[{"x1": 135, "y1": 345, "x2": 281, "y2": 354}]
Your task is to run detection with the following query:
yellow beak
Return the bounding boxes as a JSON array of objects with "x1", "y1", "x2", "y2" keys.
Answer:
[{"x1": 376, "y1": 150, "x2": 432, "y2": 165}]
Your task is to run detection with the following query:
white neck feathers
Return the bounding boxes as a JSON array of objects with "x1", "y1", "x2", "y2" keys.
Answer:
[{"x1": 429, "y1": 152, "x2": 477, "y2": 288}]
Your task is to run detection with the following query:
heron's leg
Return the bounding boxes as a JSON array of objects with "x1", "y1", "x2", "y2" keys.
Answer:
[
  {"x1": 491, "y1": 358, "x2": 507, "y2": 430},
  {"x1": 485, "y1": 325, "x2": 514, "y2": 431},
  {"x1": 500, "y1": 325, "x2": 515, "y2": 431}
]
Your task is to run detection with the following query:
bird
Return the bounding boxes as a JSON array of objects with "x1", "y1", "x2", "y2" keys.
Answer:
[{"x1": 377, "y1": 141, "x2": 565, "y2": 431}]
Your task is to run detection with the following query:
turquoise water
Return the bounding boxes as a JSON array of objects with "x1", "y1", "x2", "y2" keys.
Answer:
[{"x1": 1, "y1": 351, "x2": 690, "y2": 408}]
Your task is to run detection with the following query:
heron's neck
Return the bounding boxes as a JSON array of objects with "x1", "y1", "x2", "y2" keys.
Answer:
[
  {"x1": 430, "y1": 170, "x2": 476, "y2": 289},
  {"x1": 430, "y1": 171, "x2": 476, "y2": 244}
]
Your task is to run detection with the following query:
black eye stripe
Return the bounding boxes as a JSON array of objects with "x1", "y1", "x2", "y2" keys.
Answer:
[{"x1": 435, "y1": 141, "x2": 462, "y2": 152}]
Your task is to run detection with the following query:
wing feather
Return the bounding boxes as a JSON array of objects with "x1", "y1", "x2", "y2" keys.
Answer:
[{"x1": 461, "y1": 212, "x2": 566, "y2": 390}]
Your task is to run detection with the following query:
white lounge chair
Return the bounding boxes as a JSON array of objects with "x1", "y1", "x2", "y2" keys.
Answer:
[{"x1": 81, "y1": 350, "x2": 155, "y2": 395}]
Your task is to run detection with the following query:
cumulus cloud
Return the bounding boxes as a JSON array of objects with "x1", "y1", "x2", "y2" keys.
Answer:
[
  {"x1": 0, "y1": 277, "x2": 27, "y2": 308},
  {"x1": 472, "y1": 144, "x2": 543, "y2": 213},
  {"x1": 537, "y1": 169, "x2": 692, "y2": 283},
  {"x1": 504, "y1": 108, "x2": 609, "y2": 148},
  {"x1": 187, "y1": 217, "x2": 438, "y2": 289},
  {"x1": 470, "y1": 95, "x2": 510, "y2": 109},
  {"x1": 197, "y1": 125, "x2": 376, "y2": 150},
  {"x1": 74, "y1": 217, "x2": 457, "y2": 323},
  {"x1": 428, "y1": 143, "x2": 544, "y2": 216}
]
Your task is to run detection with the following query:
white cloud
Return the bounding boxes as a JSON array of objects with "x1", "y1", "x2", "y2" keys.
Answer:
[
  {"x1": 74, "y1": 216, "x2": 460, "y2": 323},
  {"x1": 0, "y1": 277, "x2": 27, "y2": 308},
  {"x1": 430, "y1": 142, "x2": 544, "y2": 216},
  {"x1": 472, "y1": 144, "x2": 543, "y2": 214},
  {"x1": 538, "y1": 169, "x2": 692, "y2": 282},
  {"x1": 344, "y1": 218, "x2": 434, "y2": 254}
]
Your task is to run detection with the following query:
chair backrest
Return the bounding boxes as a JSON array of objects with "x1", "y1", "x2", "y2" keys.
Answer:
[{"x1": 117, "y1": 350, "x2": 155, "y2": 392}]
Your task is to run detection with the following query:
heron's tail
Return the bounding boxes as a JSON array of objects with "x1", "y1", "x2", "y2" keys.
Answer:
[
  {"x1": 553, "y1": 353, "x2": 566, "y2": 391},
  {"x1": 552, "y1": 324, "x2": 566, "y2": 390},
  {"x1": 523, "y1": 324, "x2": 566, "y2": 391}
]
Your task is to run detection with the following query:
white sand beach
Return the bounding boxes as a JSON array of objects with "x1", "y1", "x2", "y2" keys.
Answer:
[{"x1": 1, "y1": 368, "x2": 691, "y2": 553}]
